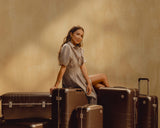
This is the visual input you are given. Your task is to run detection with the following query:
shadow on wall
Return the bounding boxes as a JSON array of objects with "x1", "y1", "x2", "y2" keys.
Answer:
[
  {"x1": 0, "y1": 0, "x2": 81, "y2": 64},
  {"x1": 0, "y1": 0, "x2": 82, "y2": 91}
]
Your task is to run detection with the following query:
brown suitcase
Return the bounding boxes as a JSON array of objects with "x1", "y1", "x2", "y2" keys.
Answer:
[
  {"x1": 0, "y1": 119, "x2": 52, "y2": 128},
  {"x1": 76, "y1": 104, "x2": 103, "y2": 128},
  {"x1": 97, "y1": 87, "x2": 138, "y2": 128},
  {"x1": 1, "y1": 92, "x2": 52, "y2": 120},
  {"x1": 137, "y1": 78, "x2": 158, "y2": 128},
  {"x1": 52, "y1": 88, "x2": 88, "y2": 128}
]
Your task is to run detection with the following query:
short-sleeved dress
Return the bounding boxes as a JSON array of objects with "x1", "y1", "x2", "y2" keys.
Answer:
[{"x1": 59, "y1": 41, "x2": 97, "y2": 100}]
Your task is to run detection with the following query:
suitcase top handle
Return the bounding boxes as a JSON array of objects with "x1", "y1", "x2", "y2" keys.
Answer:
[{"x1": 138, "y1": 77, "x2": 149, "y2": 96}]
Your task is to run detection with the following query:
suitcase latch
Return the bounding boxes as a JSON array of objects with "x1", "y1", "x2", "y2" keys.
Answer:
[
  {"x1": 153, "y1": 104, "x2": 157, "y2": 108},
  {"x1": 42, "y1": 101, "x2": 46, "y2": 108},
  {"x1": 121, "y1": 94, "x2": 125, "y2": 99},
  {"x1": 9, "y1": 101, "x2": 12, "y2": 108},
  {"x1": 133, "y1": 97, "x2": 137, "y2": 102},
  {"x1": 56, "y1": 96, "x2": 62, "y2": 101},
  {"x1": 80, "y1": 113, "x2": 83, "y2": 119}
]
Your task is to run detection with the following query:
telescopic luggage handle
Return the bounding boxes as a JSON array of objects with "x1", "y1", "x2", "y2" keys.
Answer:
[
  {"x1": 138, "y1": 78, "x2": 149, "y2": 82},
  {"x1": 138, "y1": 78, "x2": 149, "y2": 96}
]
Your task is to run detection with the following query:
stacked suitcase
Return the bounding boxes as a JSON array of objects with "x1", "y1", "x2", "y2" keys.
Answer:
[
  {"x1": 97, "y1": 87, "x2": 138, "y2": 128},
  {"x1": 0, "y1": 92, "x2": 53, "y2": 128},
  {"x1": 51, "y1": 88, "x2": 88, "y2": 128},
  {"x1": 1, "y1": 92, "x2": 52, "y2": 120},
  {"x1": 76, "y1": 104, "x2": 103, "y2": 128},
  {"x1": 0, "y1": 119, "x2": 52, "y2": 128}
]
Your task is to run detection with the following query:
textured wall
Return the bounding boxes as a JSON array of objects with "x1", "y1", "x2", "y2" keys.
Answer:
[{"x1": 0, "y1": 0, "x2": 160, "y2": 125}]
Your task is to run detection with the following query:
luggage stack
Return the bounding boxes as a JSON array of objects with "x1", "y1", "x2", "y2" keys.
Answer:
[
  {"x1": 0, "y1": 78, "x2": 158, "y2": 128},
  {"x1": 96, "y1": 77, "x2": 158, "y2": 128},
  {"x1": 0, "y1": 88, "x2": 103, "y2": 128}
]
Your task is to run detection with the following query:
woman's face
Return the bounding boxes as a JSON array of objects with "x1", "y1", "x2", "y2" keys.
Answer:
[{"x1": 70, "y1": 29, "x2": 84, "y2": 45}]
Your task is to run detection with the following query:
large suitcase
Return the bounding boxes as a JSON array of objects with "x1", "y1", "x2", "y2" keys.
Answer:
[
  {"x1": 1, "y1": 92, "x2": 52, "y2": 120},
  {"x1": 0, "y1": 119, "x2": 52, "y2": 128},
  {"x1": 137, "y1": 78, "x2": 158, "y2": 128},
  {"x1": 97, "y1": 87, "x2": 138, "y2": 128},
  {"x1": 52, "y1": 88, "x2": 88, "y2": 128},
  {"x1": 76, "y1": 104, "x2": 103, "y2": 128}
]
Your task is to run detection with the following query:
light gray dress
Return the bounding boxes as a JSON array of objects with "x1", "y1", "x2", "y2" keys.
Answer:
[{"x1": 59, "y1": 41, "x2": 97, "y2": 100}]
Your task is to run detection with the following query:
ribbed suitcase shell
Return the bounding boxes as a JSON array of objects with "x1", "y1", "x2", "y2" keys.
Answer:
[
  {"x1": 137, "y1": 95, "x2": 158, "y2": 128},
  {"x1": 52, "y1": 88, "x2": 88, "y2": 128},
  {"x1": 1, "y1": 92, "x2": 52, "y2": 120},
  {"x1": 97, "y1": 87, "x2": 138, "y2": 128},
  {"x1": 0, "y1": 119, "x2": 52, "y2": 128},
  {"x1": 76, "y1": 104, "x2": 103, "y2": 128}
]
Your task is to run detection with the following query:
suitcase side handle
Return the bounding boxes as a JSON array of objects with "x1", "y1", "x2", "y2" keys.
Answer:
[{"x1": 138, "y1": 77, "x2": 149, "y2": 96}]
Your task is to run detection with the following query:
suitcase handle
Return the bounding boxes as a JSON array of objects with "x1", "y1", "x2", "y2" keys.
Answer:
[
  {"x1": 76, "y1": 89, "x2": 83, "y2": 92},
  {"x1": 113, "y1": 86, "x2": 126, "y2": 88},
  {"x1": 138, "y1": 77, "x2": 149, "y2": 96},
  {"x1": 138, "y1": 78, "x2": 149, "y2": 82}
]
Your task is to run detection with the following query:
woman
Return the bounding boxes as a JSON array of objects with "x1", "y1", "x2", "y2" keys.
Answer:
[{"x1": 50, "y1": 25, "x2": 109, "y2": 104}]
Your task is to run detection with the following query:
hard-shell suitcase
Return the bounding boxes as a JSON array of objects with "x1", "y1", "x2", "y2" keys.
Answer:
[
  {"x1": 76, "y1": 104, "x2": 103, "y2": 128},
  {"x1": 1, "y1": 92, "x2": 52, "y2": 120},
  {"x1": 97, "y1": 87, "x2": 138, "y2": 128},
  {"x1": 0, "y1": 119, "x2": 52, "y2": 128},
  {"x1": 137, "y1": 78, "x2": 158, "y2": 128},
  {"x1": 52, "y1": 88, "x2": 88, "y2": 128}
]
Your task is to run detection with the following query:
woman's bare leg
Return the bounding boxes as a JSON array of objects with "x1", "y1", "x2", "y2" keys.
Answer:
[
  {"x1": 89, "y1": 73, "x2": 109, "y2": 87},
  {"x1": 93, "y1": 83, "x2": 105, "y2": 89}
]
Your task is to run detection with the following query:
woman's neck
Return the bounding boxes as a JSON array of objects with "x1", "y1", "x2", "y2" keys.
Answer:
[{"x1": 71, "y1": 40, "x2": 76, "y2": 46}]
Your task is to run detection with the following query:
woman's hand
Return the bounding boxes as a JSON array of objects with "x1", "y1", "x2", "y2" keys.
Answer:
[
  {"x1": 86, "y1": 84, "x2": 92, "y2": 95},
  {"x1": 50, "y1": 86, "x2": 58, "y2": 94}
]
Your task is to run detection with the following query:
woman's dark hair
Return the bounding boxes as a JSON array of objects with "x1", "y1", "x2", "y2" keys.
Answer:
[{"x1": 58, "y1": 25, "x2": 84, "y2": 61}]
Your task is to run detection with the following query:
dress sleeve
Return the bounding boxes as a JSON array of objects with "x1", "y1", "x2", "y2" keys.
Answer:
[
  {"x1": 59, "y1": 44, "x2": 71, "y2": 66},
  {"x1": 81, "y1": 48, "x2": 87, "y2": 65}
]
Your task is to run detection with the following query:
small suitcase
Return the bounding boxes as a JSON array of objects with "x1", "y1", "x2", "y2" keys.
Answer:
[
  {"x1": 52, "y1": 88, "x2": 88, "y2": 128},
  {"x1": 0, "y1": 119, "x2": 52, "y2": 128},
  {"x1": 137, "y1": 78, "x2": 158, "y2": 128},
  {"x1": 76, "y1": 104, "x2": 103, "y2": 128},
  {"x1": 97, "y1": 87, "x2": 138, "y2": 128},
  {"x1": 1, "y1": 92, "x2": 52, "y2": 120}
]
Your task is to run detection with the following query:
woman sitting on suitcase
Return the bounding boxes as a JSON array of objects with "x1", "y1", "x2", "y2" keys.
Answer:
[{"x1": 50, "y1": 25, "x2": 109, "y2": 104}]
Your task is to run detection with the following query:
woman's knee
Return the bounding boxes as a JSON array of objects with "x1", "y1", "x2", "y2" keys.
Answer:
[{"x1": 99, "y1": 73, "x2": 108, "y2": 81}]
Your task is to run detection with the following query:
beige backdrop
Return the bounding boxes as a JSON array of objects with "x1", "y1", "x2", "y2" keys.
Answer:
[{"x1": 0, "y1": 0, "x2": 160, "y2": 126}]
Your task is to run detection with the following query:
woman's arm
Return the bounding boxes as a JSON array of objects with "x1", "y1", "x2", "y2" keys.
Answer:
[
  {"x1": 80, "y1": 63, "x2": 92, "y2": 95},
  {"x1": 50, "y1": 65, "x2": 66, "y2": 93}
]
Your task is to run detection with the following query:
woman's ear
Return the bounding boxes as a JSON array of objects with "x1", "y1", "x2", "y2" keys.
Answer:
[{"x1": 70, "y1": 32, "x2": 73, "y2": 38}]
